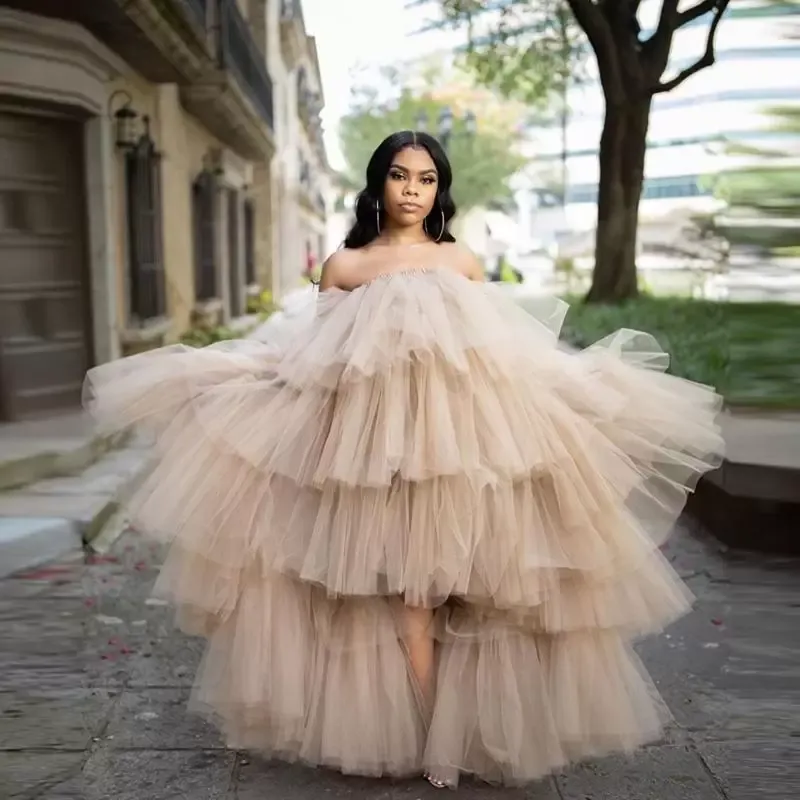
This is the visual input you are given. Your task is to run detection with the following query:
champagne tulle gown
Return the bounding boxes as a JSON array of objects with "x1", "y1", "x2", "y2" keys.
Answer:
[{"x1": 83, "y1": 258, "x2": 724, "y2": 787}]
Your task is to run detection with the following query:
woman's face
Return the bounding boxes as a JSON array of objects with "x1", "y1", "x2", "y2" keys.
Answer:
[{"x1": 382, "y1": 146, "x2": 438, "y2": 229}]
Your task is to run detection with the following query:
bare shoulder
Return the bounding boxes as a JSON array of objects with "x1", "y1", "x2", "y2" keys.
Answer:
[
  {"x1": 440, "y1": 242, "x2": 485, "y2": 282},
  {"x1": 319, "y1": 248, "x2": 363, "y2": 291}
]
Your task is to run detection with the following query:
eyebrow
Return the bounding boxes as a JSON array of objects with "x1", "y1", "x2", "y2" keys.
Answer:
[{"x1": 389, "y1": 164, "x2": 437, "y2": 176}]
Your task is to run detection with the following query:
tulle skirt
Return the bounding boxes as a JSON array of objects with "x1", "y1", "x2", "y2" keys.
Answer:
[{"x1": 83, "y1": 270, "x2": 723, "y2": 786}]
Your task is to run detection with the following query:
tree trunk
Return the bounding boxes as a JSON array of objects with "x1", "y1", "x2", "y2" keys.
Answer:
[{"x1": 586, "y1": 97, "x2": 651, "y2": 303}]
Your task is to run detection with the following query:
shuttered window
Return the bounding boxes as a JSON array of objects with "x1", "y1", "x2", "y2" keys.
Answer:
[
  {"x1": 244, "y1": 199, "x2": 256, "y2": 286},
  {"x1": 192, "y1": 170, "x2": 218, "y2": 301},
  {"x1": 125, "y1": 126, "x2": 166, "y2": 321}
]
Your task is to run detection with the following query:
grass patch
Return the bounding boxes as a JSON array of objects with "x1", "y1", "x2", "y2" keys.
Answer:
[{"x1": 558, "y1": 295, "x2": 800, "y2": 410}]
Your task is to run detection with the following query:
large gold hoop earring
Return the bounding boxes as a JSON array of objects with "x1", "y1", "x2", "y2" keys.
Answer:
[
  {"x1": 424, "y1": 208, "x2": 446, "y2": 242},
  {"x1": 376, "y1": 200, "x2": 381, "y2": 234}
]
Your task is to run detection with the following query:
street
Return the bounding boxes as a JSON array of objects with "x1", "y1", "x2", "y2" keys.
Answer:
[{"x1": 1, "y1": 520, "x2": 798, "y2": 800}]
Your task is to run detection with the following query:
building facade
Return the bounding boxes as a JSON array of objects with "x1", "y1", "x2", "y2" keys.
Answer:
[
  {"x1": 270, "y1": 0, "x2": 330, "y2": 287},
  {"x1": 0, "y1": 0, "x2": 328, "y2": 423}
]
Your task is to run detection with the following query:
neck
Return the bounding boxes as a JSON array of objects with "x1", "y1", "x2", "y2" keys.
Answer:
[{"x1": 379, "y1": 223, "x2": 428, "y2": 246}]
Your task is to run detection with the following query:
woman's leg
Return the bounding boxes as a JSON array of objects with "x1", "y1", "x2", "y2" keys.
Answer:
[
  {"x1": 399, "y1": 605, "x2": 436, "y2": 709},
  {"x1": 399, "y1": 604, "x2": 454, "y2": 789}
]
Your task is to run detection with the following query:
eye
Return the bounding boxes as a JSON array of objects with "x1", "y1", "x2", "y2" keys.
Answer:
[
  {"x1": 389, "y1": 171, "x2": 405, "y2": 181},
  {"x1": 422, "y1": 176, "x2": 436, "y2": 185}
]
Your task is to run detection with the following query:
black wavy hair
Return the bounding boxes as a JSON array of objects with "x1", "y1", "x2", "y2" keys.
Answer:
[{"x1": 343, "y1": 131, "x2": 457, "y2": 249}]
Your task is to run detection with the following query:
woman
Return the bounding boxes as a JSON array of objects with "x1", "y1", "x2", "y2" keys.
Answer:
[{"x1": 84, "y1": 131, "x2": 724, "y2": 789}]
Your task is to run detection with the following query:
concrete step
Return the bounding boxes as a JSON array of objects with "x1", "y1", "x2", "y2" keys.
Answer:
[
  {"x1": 0, "y1": 440, "x2": 150, "y2": 578},
  {"x1": 0, "y1": 411, "x2": 128, "y2": 492},
  {"x1": 688, "y1": 410, "x2": 800, "y2": 555},
  {"x1": 0, "y1": 517, "x2": 82, "y2": 578}
]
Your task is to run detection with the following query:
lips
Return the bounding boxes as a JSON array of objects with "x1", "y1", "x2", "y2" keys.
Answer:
[{"x1": 399, "y1": 203, "x2": 421, "y2": 211}]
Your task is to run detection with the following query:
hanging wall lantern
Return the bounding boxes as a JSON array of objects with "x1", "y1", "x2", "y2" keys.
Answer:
[{"x1": 109, "y1": 90, "x2": 139, "y2": 150}]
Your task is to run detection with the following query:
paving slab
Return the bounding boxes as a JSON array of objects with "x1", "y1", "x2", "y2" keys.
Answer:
[
  {"x1": 81, "y1": 749, "x2": 236, "y2": 800},
  {"x1": 0, "y1": 688, "x2": 116, "y2": 750},
  {"x1": 555, "y1": 746, "x2": 721, "y2": 800},
  {"x1": 694, "y1": 738, "x2": 800, "y2": 800},
  {"x1": 104, "y1": 688, "x2": 224, "y2": 750},
  {"x1": 0, "y1": 751, "x2": 84, "y2": 799},
  {"x1": 233, "y1": 758, "x2": 561, "y2": 800}
]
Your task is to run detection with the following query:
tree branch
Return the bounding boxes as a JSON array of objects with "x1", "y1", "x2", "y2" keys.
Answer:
[
  {"x1": 566, "y1": 0, "x2": 625, "y2": 104},
  {"x1": 652, "y1": 0, "x2": 730, "y2": 95},
  {"x1": 678, "y1": 0, "x2": 721, "y2": 28},
  {"x1": 642, "y1": 0, "x2": 679, "y2": 79}
]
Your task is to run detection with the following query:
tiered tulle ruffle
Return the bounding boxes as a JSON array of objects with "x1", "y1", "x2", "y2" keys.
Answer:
[{"x1": 84, "y1": 267, "x2": 723, "y2": 786}]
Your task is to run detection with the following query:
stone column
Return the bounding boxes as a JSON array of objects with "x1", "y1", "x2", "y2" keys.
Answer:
[
  {"x1": 84, "y1": 116, "x2": 120, "y2": 364},
  {"x1": 252, "y1": 160, "x2": 277, "y2": 298}
]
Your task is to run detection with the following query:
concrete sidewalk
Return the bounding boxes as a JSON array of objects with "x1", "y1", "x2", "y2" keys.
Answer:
[{"x1": 1, "y1": 520, "x2": 797, "y2": 799}]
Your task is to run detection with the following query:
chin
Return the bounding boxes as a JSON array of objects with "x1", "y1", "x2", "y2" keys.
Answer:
[{"x1": 396, "y1": 212, "x2": 424, "y2": 225}]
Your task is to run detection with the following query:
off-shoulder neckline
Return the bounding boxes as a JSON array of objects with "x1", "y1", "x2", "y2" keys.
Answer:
[{"x1": 320, "y1": 267, "x2": 469, "y2": 294}]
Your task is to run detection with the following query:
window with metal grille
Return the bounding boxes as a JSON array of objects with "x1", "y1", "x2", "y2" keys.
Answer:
[
  {"x1": 125, "y1": 123, "x2": 166, "y2": 322},
  {"x1": 244, "y1": 199, "x2": 256, "y2": 286},
  {"x1": 227, "y1": 189, "x2": 242, "y2": 316},
  {"x1": 192, "y1": 169, "x2": 218, "y2": 301}
]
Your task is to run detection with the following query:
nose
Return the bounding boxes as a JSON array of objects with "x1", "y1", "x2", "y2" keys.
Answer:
[{"x1": 403, "y1": 183, "x2": 419, "y2": 196}]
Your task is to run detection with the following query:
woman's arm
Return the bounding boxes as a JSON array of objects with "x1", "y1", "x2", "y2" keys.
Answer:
[
  {"x1": 458, "y1": 245, "x2": 486, "y2": 282},
  {"x1": 319, "y1": 249, "x2": 358, "y2": 291}
]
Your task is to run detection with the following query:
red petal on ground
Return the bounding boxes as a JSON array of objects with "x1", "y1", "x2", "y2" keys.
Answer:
[
  {"x1": 15, "y1": 566, "x2": 75, "y2": 581},
  {"x1": 87, "y1": 555, "x2": 120, "y2": 565}
]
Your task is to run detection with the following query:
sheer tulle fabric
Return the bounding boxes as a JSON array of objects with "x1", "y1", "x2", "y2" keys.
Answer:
[{"x1": 83, "y1": 268, "x2": 723, "y2": 786}]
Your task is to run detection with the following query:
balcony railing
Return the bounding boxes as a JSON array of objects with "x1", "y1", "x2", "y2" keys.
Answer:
[{"x1": 219, "y1": 0, "x2": 274, "y2": 129}]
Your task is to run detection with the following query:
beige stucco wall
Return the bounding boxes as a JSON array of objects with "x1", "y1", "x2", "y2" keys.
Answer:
[
  {"x1": 156, "y1": 85, "x2": 224, "y2": 335},
  {"x1": 108, "y1": 75, "x2": 233, "y2": 337}
]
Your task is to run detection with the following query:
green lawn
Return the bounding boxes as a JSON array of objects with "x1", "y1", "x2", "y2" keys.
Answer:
[{"x1": 558, "y1": 295, "x2": 800, "y2": 410}]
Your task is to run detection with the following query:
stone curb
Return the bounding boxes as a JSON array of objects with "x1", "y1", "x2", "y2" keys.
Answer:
[
  {"x1": 0, "y1": 430, "x2": 129, "y2": 492},
  {"x1": 0, "y1": 517, "x2": 82, "y2": 579},
  {"x1": 0, "y1": 443, "x2": 149, "y2": 576}
]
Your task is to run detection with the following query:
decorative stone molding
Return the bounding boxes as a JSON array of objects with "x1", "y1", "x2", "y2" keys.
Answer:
[
  {"x1": 279, "y1": 2, "x2": 306, "y2": 66},
  {"x1": 120, "y1": 317, "x2": 173, "y2": 356},
  {"x1": 114, "y1": 0, "x2": 213, "y2": 83},
  {"x1": 210, "y1": 147, "x2": 254, "y2": 190},
  {"x1": 0, "y1": 8, "x2": 127, "y2": 115},
  {"x1": 181, "y1": 71, "x2": 276, "y2": 161}
]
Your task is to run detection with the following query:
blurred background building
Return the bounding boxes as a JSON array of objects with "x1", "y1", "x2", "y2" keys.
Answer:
[{"x1": 519, "y1": 1, "x2": 799, "y2": 257}]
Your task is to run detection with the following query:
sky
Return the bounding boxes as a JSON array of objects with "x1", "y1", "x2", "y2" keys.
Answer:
[{"x1": 301, "y1": 0, "x2": 456, "y2": 170}]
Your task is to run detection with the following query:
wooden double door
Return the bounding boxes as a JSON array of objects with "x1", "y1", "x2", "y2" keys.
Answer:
[{"x1": 0, "y1": 110, "x2": 91, "y2": 422}]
